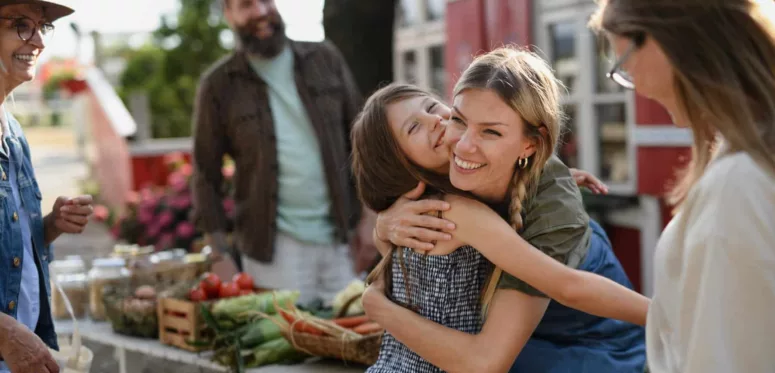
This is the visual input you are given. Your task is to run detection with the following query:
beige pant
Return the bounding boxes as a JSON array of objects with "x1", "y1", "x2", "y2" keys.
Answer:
[{"x1": 241, "y1": 232, "x2": 356, "y2": 305}]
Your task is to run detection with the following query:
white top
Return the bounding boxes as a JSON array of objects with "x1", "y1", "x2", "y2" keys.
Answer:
[{"x1": 647, "y1": 151, "x2": 775, "y2": 373}]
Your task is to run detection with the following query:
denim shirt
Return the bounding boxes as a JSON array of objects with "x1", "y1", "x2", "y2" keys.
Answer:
[{"x1": 0, "y1": 112, "x2": 57, "y2": 353}]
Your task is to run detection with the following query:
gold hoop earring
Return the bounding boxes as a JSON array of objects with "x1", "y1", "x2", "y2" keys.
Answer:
[{"x1": 518, "y1": 157, "x2": 529, "y2": 169}]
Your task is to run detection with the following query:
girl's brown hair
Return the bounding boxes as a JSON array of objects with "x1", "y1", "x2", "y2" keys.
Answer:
[
  {"x1": 452, "y1": 46, "x2": 565, "y2": 313},
  {"x1": 351, "y1": 83, "x2": 458, "y2": 309},
  {"x1": 590, "y1": 0, "x2": 775, "y2": 211}
]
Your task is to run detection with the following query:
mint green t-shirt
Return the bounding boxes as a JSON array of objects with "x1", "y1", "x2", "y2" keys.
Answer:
[{"x1": 248, "y1": 46, "x2": 336, "y2": 245}]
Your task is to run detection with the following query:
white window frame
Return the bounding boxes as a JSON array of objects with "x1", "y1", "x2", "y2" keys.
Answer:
[
  {"x1": 393, "y1": 0, "x2": 446, "y2": 95},
  {"x1": 536, "y1": 2, "x2": 637, "y2": 195}
]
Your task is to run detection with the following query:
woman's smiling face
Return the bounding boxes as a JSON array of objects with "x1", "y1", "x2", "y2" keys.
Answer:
[
  {"x1": 386, "y1": 94, "x2": 452, "y2": 174},
  {"x1": 445, "y1": 88, "x2": 537, "y2": 202}
]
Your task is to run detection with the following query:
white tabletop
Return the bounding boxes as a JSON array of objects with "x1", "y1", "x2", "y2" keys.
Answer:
[{"x1": 54, "y1": 319, "x2": 366, "y2": 373}]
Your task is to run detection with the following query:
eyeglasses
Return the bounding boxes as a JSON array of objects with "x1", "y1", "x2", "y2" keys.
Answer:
[
  {"x1": 606, "y1": 33, "x2": 645, "y2": 90},
  {"x1": 0, "y1": 16, "x2": 55, "y2": 43}
]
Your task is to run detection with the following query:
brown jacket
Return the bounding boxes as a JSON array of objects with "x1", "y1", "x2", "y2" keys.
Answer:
[{"x1": 191, "y1": 40, "x2": 364, "y2": 263}]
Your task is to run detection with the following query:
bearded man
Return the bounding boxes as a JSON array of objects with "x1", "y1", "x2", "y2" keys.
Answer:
[{"x1": 191, "y1": 0, "x2": 376, "y2": 304}]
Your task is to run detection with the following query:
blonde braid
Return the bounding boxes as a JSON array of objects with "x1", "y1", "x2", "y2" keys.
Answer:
[{"x1": 480, "y1": 163, "x2": 530, "y2": 317}]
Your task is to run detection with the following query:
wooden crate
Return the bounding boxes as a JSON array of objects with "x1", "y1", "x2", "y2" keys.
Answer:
[{"x1": 157, "y1": 297, "x2": 210, "y2": 352}]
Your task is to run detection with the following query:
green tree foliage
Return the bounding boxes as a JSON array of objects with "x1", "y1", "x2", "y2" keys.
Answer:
[{"x1": 119, "y1": 0, "x2": 228, "y2": 139}]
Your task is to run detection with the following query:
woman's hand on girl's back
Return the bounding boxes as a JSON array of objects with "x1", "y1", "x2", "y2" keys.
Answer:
[{"x1": 375, "y1": 182, "x2": 456, "y2": 251}]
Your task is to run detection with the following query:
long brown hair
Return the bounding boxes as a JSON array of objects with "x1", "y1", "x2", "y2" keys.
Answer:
[
  {"x1": 351, "y1": 83, "x2": 459, "y2": 309},
  {"x1": 452, "y1": 46, "x2": 565, "y2": 313},
  {"x1": 590, "y1": 0, "x2": 775, "y2": 212}
]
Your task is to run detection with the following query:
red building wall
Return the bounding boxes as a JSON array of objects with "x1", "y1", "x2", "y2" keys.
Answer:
[
  {"x1": 605, "y1": 225, "x2": 642, "y2": 293},
  {"x1": 484, "y1": 0, "x2": 533, "y2": 48},
  {"x1": 445, "y1": 0, "x2": 487, "y2": 100}
]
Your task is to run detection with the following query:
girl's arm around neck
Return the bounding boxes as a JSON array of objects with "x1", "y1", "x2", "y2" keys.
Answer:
[
  {"x1": 363, "y1": 285, "x2": 548, "y2": 373},
  {"x1": 445, "y1": 194, "x2": 650, "y2": 326}
]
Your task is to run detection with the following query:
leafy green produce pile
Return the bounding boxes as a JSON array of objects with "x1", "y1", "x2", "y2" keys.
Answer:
[{"x1": 197, "y1": 290, "x2": 309, "y2": 372}]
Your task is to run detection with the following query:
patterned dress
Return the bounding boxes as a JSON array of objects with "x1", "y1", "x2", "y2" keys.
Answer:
[{"x1": 367, "y1": 246, "x2": 492, "y2": 373}]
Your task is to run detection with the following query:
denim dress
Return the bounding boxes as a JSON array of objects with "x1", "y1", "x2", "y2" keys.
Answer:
[{"x1": 508, "y1": 220, "x2": 647, "y2": 373}]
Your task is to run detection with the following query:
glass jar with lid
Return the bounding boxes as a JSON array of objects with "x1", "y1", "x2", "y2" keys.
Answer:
[
  {"x1": 50, "y1": 258, "x2": 88, "y2": 320},
  {"x1": 88, "y1": 257, "x2": 130, "y2": 321}
]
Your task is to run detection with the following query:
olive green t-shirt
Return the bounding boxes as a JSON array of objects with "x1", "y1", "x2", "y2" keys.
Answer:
[{"x1": 496, "y1": 155, "x2": 592, "y2": 297}]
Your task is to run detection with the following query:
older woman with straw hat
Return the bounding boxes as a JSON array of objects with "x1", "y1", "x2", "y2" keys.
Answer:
[{"x1": 0, "y1": 1, "x2": 95, "y2": 373}]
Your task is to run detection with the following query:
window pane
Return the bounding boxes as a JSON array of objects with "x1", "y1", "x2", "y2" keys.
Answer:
[
  {"x1": 429, "y1": 45, "x2": 445, "y2": 96},
  {"x1": 596, "y1": 103, "x2": 629, "y2": 182},
  {"x1": 426, "y1": 0, "x2": 445, "y2": 21},
  {"x1": 558, "y1": 104, "x2": 579, "y2": 169},
  {"x1": 549, "y1": 22, "x2": 578, "y2": 93},
  {"x1": 594, "y1": 32, "x2": 624, "y2": 93},
  {"x1": 397, "y1": 0, "x2": 421, "y2": 28},
  {"x1": 403, "y1": 51, "x2": 418, "y2": 84}
]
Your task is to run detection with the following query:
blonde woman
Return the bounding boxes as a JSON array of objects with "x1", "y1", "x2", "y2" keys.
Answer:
[
  {"x1": 360, "y1": 48, "x2": 646, "y2": 373},
  {"x1": 590, "y1": 0, "x2": 775, "y2": 372}
]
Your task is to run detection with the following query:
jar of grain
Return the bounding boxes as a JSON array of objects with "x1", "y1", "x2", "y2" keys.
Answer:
[
  {"x1": 88, "y1": 258, "x2": 130, "y2": 321},
  {"x1": 50, "y1": 259, "x2": 88, "y2": 320}
]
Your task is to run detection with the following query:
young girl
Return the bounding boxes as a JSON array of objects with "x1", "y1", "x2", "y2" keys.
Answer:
[{"x1": 352, "y1": 47, "x2": 646, "y2": 372}]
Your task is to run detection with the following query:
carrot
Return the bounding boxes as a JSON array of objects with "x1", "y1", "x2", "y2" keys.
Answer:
[
  {"x1": 352, "y1": 321, "x2": 383, "y2": 335},
  {"x1": 333, "y1": 315, "x2": 370, "y2": 328},
  {"x1": 278, "y1": 308, "x2": 325, "y2": 336}
]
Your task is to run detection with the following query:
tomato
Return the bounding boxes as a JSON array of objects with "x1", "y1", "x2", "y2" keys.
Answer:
[
  {"x1": 239, "y1": 289, "x2": 254, "y2": 296},
  {"x1": 232, "y1": 272, "x2": 255, "y2": 290},
  {"x1": 199, "y1": 272, "x2": 221, "y2": 298},
  {"x1": 188, "y1": 287, "x2": 207, "y2": 302},
  {"x1": 218, "y1": 281, "x2": 241, "y2": 298}
]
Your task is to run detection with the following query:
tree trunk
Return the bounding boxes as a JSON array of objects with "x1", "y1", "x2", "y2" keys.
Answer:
[{"x1": 323, "y1": 0, "x2": 397, "y2": 97}]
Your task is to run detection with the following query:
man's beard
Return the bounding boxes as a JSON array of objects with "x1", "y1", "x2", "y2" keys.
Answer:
[{"x1": 235, "y1": 19, "x2": 287, "y2": 58}]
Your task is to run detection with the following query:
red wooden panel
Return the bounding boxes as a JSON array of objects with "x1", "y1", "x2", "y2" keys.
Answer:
[
  {"x1": 635, "y1": 94, "x2": 673, "y2": 125},
  {"x1": 445, "y1": 0, "x2": 487, "y2": 101},
  {"x1": 636, "y1": 146, "x2": 692, "y2": 196},
  {"x1": 604, "y1": 224, "x2": 642, "y2": 293},
  {"x1": 484, "y1": 0, "x2": 533, "y2": 49},
  {"x1": 130, "y1": 152, "x2": 192, "y2": 191}
]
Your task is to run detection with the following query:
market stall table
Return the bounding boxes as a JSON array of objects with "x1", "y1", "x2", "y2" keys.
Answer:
[{"x1": 55, "y1": 320, "x2": 367, "y2": 373}]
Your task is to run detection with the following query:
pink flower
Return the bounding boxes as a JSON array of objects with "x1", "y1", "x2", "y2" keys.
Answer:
[
  {"x1": 146, "y1": 223, "x2": 161, "y2": 238},
  {"x1": 138, "y1": 208, "x2": 155, "y2": 225},
  {"x1": 222, "y1": 198, "x2": 235, "y2": 215},
  {"x1": 140, "y1": 187, "x2": 156, "y2": 203},
  {"x1": 175, "y1": 222, "x2": 195, "y2": 239},
  {"x1": 222, "y1": 164, "x2": 235, "y2": 179},
  {"x1": 167, "y1": 172, "x2": 189, "y2": 193},
  {"x1": 126, "y1": 191, "x2": 140, "y2": 207},
  {"x1": 93, "y1": 205, "x2": 109, "y2": 222},
  {"x1": 170, "y1": 195, "x2": 192, "y2": 210},
  {"x1": 179, "y1": 163, "x2": 193, "y2": 178},
  {"x1": 157, "y1": 210, "x2": 174, "y2": 228}
]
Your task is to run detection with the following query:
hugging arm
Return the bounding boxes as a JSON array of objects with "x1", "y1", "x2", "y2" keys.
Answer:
[
  {"x1": 445, "y1": 194, "x2": 649, "y2": 326},
  {"x1": 363, "y1": 283, "x2": 548, "y2": 373}
]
